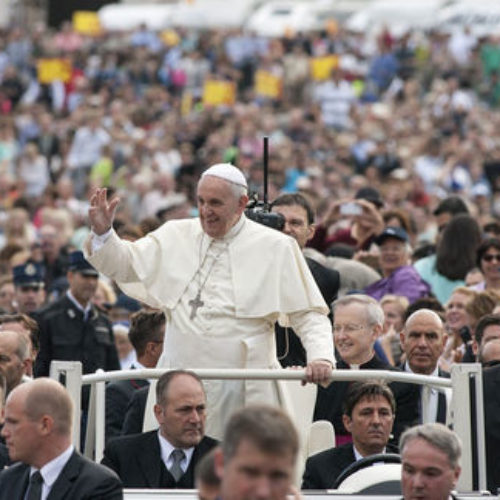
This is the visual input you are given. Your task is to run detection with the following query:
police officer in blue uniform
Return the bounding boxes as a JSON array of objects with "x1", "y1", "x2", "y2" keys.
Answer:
[
  {"x1": 34, "y1": 251, "x2": 120, "y2": 386},
  {"x1": 12, "y1": 261, "x2": 46, "y2": 314}
]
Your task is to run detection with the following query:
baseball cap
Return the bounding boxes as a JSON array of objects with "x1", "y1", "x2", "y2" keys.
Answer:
[{"x1": 375, "y1": 226, "x2": 409, "y2": 245}]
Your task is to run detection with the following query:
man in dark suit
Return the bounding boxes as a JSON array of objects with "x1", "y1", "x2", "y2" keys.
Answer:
[
  {"x1": 303, "y1": 380, "x2": 398, "y2": 489},
  {"x1": 214, "y1": 405, "x2": 299, "y2": 500},
  {"x1": 314, "y1": 294, "x2": 419, "y2": 445},
  {"x1": 400, "y1": 423, "x2": 461, "y2": 500},
  {"x1": 106, "y1": 309, "x2": 165, "y2": 440},
  {"x1": 271, "y1": 193, "x2": 340, "y2": 367},
  {"x1": 121, "y1": 384, "x2": 149, "y2": 435},
  {"x1": 0, "y1": 378, "x2": 122, "y2": 499},
  {"x1": 33, "y1": 251, "x2": 120, "y2": 409},
  {"x1": 400, "y1": 309, "x2": 449, "y2": 424},
  {"x1": 101, "y1": 369, "x2": 218, "y2": 488},
  {"x1": 483, "y1": 363, "x2": 500, "y2": 492}
]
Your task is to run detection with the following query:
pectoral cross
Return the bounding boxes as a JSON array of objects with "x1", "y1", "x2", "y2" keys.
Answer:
[{"x1": 189, "y1": 291, "x2": 204, "y2": 320}]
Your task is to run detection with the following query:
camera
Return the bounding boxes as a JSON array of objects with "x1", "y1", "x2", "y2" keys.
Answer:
[
  {"x1": 459, "y1": 326, "x2": 472, "y2": 344},
  {"x1": 245, "y1": 197, "x2": 284, "y2": 231}
]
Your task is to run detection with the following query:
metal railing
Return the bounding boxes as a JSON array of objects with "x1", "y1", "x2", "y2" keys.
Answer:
[{"x1": 49, "y1": 362, "x2": 486, "y2": 492}]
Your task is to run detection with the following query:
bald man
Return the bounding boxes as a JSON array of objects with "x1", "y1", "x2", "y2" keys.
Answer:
[
  {"x1": 86, "y1": 164, "x2": 334, "y2": 439},
  {"x1": 0, "y1": 378, "x2": 123, "y2": 499},
  {"x1": 479, "y1": 338, "x2": 500, "y2": 367},
  {"x1": 400, "y1": 309, "x2": 449, "y2": 424}
]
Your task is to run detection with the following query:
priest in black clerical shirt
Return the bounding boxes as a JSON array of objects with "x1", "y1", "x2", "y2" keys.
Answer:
[{"x1": 314, "y1": 294, "x2": 419, "y2": 445}]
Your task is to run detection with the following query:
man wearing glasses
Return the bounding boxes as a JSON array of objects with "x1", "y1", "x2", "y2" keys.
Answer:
[{"x1": 314, "y1": 294, "x2": 419, "y2": 445}]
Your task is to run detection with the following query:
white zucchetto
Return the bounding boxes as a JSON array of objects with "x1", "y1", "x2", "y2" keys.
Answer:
[{"x1": 201, "y1": 163, "x2": 247, "y2": 188}]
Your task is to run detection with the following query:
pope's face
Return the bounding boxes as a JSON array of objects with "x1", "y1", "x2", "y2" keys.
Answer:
[{"x1": 197, "y1": 176, "x2": 248, "y2": 239}]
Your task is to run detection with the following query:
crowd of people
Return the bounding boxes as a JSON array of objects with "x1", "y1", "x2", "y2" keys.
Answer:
[{"x1": 1, "y1": 12, "x2": 500, "y2": 499}]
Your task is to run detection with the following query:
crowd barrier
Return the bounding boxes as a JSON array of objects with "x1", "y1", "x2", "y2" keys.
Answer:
[{"x1": 49, "y1": 362, "x2": 486, "y2": 493}]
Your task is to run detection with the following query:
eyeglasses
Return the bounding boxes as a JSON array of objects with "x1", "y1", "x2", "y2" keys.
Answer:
[
  {"x1": 333, "y1": 323, "x2": 366, "y2": 334},
  {"x1": 482, "y1": 254, "x2": 500, "y2": 263}
]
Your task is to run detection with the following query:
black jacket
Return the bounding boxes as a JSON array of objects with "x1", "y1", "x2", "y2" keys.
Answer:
[
  {"x1": 101, "y1": 430, "x2": 218, "y2": 488},
  {"x1": 0, "y1": 450, "x2": 122, "y2": 500},
  {"x1": 34, "y1": 295, "x2": 120, "y2": 377},
  {"x1": 483, "y1": 364, "x2": 500, "y2": 493},
  {"x1": 314, "y1": 355, "x2": 419, "y2": 445},
  {"x1": 398, "y1": 362, "x2": 449, "y2": 424},
  {"x1": 105, "y1": 368, "x2": 149, "y2": 441},
  {"x1": 122, "y1": 385, "x2": 149, "y2": 435},
  {"x1": 302, "y1": 442, "x2": 399, "y2": 490}
]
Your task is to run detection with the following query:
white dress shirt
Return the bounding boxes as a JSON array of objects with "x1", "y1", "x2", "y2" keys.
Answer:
[
  {"x1": 29, "y1": 445, "x2": 74, "y2": 500},
  {"x1": 157, "y1": 430, "x2": 194, "y2": 474},
  {"x1": 404, "y1": 363, "x2": 439, "y2": 423}
]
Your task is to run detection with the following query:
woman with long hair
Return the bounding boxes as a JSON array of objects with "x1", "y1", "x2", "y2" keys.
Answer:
[{"x1": 414, "y1": 214, "x2": 482, "y2": 304}]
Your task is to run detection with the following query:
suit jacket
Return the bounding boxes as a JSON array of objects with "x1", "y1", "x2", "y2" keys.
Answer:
[
  {"x1": 302, "y1": 442, "x2": 399, "y2": 490},
  {"x1": 101, "y1": 429, "x2": 218, "y2": 488},
  {"x1": 0, "y1": 443, "x2": 9, "y2": 471},
  {"x1": 276, "y1": 257, "x2": 339, "y2": 367},
  {"x1": 122, "y1": 385, "x2": 149, "y2": 435},
  {"x1": 314, "y1": 355, "x2": 420, "y2": 445},
  {"x1": 106, "y1": 368, "x2": 149, "y2": 441},
  {"x1": 399, "y1": 363, "x2": 449, "y2": 424},
  {"x1": 483, "y1": 364, "x2": 500, "y2": 493},
  {"x1": 0, "y1": 450, "x2": 122, "y2": 500}
]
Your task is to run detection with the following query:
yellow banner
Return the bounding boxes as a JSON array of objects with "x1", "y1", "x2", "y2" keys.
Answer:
[
  {"x1": 310, "y1": 55, "x2": 339, "y2": 81},
  {"x1": 254, "y1": 70, "x2": 282, "y2": 99},
  {"x1": 37, "y1": 58, "x2": 72, "y2": 84},
  {"x1": 73, "y1": 11, "x2": 101, "y2": 36},
  {"x1": 160, "y1": 29, "x2": 180, "y2": 47},
  {"x1": 202, "y1": 80, "x2": 236, "y2": 107}
]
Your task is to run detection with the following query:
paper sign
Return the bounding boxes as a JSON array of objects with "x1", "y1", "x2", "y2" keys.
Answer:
[
  {"x1": 310, "y1": 55, "x2": 339, "y2": 81},
  {"x1": 255, "y1": 70, "x2": 282, "y2": 99},
  {"x1": 37, "y1": 59, "x2": 72, "y2": 84},
  {"x1": 202, "y1": 80, "x2": 236, "y2": 107},
  {"x1": 73, "y1": 11, "x2": 101, "y2": 36}
]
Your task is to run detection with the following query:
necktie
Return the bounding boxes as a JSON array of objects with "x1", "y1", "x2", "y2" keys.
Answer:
[
  {"x1": 169, "y1": 449, "x2": 185, "y2": 482},
  {"x1": 26, "y1": 470, "x2": 43, "y2": 500}
]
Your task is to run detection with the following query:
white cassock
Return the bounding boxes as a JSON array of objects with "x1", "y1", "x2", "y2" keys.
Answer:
[{"x1": 86, "y1": 215, "x2": 334, "y2": 438}]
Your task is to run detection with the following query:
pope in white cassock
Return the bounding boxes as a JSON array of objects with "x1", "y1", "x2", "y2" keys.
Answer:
[{"x1": 86, "y1": 163, "x2": 335, "y2": 438}]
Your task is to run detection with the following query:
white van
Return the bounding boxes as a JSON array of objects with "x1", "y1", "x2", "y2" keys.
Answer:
[
  {"x1": 433, "y1": 0, "x2": 500, "y2": 37},
  {"x1": 98, "y1": 4, "x2": 176, "y2": 31},
  {"x1": 345, "y1": 0, "x2": 449, "y2": 37}
]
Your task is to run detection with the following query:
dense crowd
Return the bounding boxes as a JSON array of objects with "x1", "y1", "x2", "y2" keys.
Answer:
[{"x1": 1, "y1": 15, "x2": 500, "y2": 498}]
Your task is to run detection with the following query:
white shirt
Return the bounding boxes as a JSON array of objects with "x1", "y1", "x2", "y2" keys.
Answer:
[
  {"x1": 157, "y1": 431, "x2": 194, "y2": 474},
  {"x1": 29, "y1": 445, "x2": 74, "y2": 500},
  {"x1": 405, "y1": 363, "x2": 439, "y2": 423},
  {"x1": 66, "y1": 290, "x2": 92, "y2": 320},
  {"x1": 353, "y1": 445, "x2": 387, "y2": 462}
]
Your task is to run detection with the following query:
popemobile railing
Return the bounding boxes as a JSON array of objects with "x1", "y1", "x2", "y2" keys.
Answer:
[{"x1": 49, "y1": 362, "x2": 486, "y2": 493}]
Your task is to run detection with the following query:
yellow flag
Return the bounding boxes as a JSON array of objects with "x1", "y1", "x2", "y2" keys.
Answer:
[
  {"x1": 73, "y1": 11, "x2": 101, "y2": 36},
  {"x1": 254, "y1": 70, "x2": 282, "y2": 99},
  {"x1": 37, "y1": 59, "x2": 72, "y2": 84},
  {"x1": 310, "y1": 55, "x2": 339, "y2": 81},
  {"x1": 202, "y1": 80, "x2": 236, "y2": 107}
]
